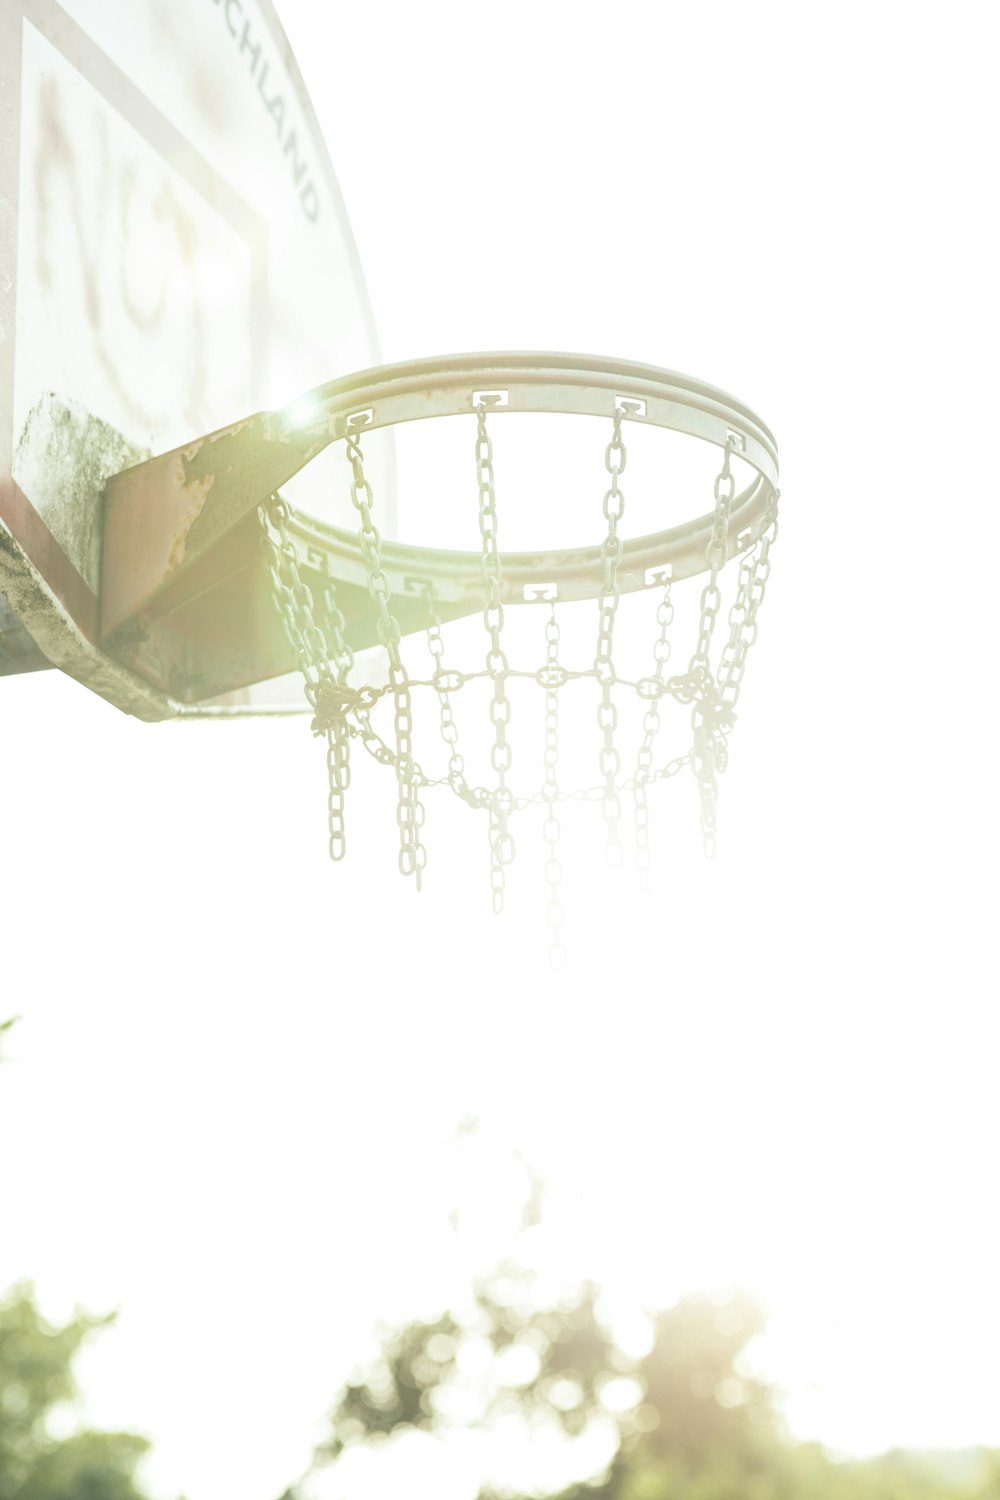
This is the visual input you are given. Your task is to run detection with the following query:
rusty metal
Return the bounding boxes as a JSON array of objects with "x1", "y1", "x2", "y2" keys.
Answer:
[{"x1": 0, "y1": 593, "x2": 51, "y2": 676}]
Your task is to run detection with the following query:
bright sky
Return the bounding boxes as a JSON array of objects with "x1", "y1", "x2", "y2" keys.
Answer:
[{"x1": 3, "y1": 3, "x2": 999, "y2": 1499}]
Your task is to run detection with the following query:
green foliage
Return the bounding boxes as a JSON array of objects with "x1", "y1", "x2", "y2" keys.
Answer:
[
  {"x1": 0, "y1": 1284, "x2": 152, "y2": 1500},
  {"x1": 11, "y1": 1431, "x2": 151, "y2": 1500},
  {"x1": 317, "y1": 1309, "x2": 466, "y2": 1455},
  {"x1": 301, "y1": 1266, "x2": 1000, "y2": 1500},
  {"x1": 626, "y1": 1292, "x2": 776, "y2": 1465},
  {"x1": 315, "y1": 1265, "x2": 625, "y2": 1469},
  {"x1": 0, "y1": 1018, "x2": 17, "y2": 1058}
]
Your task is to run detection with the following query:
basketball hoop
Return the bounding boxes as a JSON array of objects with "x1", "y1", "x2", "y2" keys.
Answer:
[
  {"x1": 254, "y1": 353, "x2": 780, "y2": 963},
  {"x1": 1, "y1": 8, "x2": 780, "y2": 965}
]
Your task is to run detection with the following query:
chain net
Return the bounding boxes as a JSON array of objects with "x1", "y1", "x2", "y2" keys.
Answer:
[{"x1": 259, "y1": 404, "x2": 779, "y2": 962}]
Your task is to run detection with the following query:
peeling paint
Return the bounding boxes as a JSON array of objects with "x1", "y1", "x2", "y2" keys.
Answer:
[
  {"x1": 165, "y1": 455, "x2": 214, "y2": 575},
  {"x1": 12, "y1": 393, "x2": 148, "y2": 593}
]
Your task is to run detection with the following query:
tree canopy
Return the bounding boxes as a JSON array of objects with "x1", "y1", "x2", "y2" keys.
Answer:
[
  {"x1": 0, "y1": 1283, "x2": 153, "y2": 1500},
  {"x1": 291, "y1": 1259, "x2": 1000, "y2": 1500}
]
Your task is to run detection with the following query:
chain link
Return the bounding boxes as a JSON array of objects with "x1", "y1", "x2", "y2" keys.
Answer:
[
  {"x1": 259, "y1": 413, "x2": 778, "y2": 947},
  {"x1": 690, "y1": 437, "x2": 736, "y2": 670},
  {"x1": 687, "y1": 437, "x2": 738, "y2": 859},
  {"x1": 475, "y1": 399, "x2": 514, "y2": 914},
  {"x1": 633, "y1": 578, "x2": 674, "y2": 887},
  {"x1": 349, "y1": 662, "x2": 721, "y2": 707},
  {"x1": 717, "y1": 485, "x2": 780, "y2": 710},
  {"x1": 595, "y1": 409, "x2": 627, "y2": 864},
  {"x1": 346, "y1": 423, "x2": 426, "y2": 887},
  {"x1": 259, "y1": 493, "x2": 352, "y2": 862},
  {"x1": 541, "y1": 604, "x2": 566, "y2": 968},
  {"x1": 423, "y1": 583, "x2": 470, "y2": 798}
]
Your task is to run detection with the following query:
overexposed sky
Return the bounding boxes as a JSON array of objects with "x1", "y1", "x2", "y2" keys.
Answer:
[{"x1": 3, "y1": 3, "x2": 999, "y2": 1499}]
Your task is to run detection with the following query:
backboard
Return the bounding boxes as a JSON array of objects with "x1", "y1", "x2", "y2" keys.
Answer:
[{"x1": 0, "y1": 0, "x2": 390, "y2": 715}]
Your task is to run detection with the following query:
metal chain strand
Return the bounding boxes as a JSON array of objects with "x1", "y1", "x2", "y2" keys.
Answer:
[
  {"x1": 717, "y1": 485, "x2": 780, "y2": 711},
  {"x1": 345, "y1": 423, "x2": 426, "y2": 887},
  {"x1": 541, "y1": 604, "x2": 566, "y2": 968},
  {"x1": 595, "y1": 408, "x2": 627, "y2": 865},
  {"x1": 423, "y1": 583, "x2": 471, "y2": 804},
  {"x1": 348, "y1": 662, "x2": 735, "y2": 710},
  {"x1": 314, "y1": 559, "x2": 356, "y2": 863},
  {"x1": 325, "y1": 723, "x2": 350, "y2": 860},
  {"x1": 259, "y1": 494, "x2": 351, "y2": 862},
  {"x1": 690, "y1": 436, "x2": 736, "y2": 670},
  {"x1": 687, "y1": 437, "x2": 738, "y2": 859},
  {"x1": 633, "y1": 578, "x2": 674, "y2": 887},
  {"x1": 258, "y1": 494, "x2": 328, "y2": 698},
  {"x1": 262, "y1": 414, "x2": 777, "y2": 947},
  {"x1": 475, "y1": 399, "x2": 514, "y2": 914}
]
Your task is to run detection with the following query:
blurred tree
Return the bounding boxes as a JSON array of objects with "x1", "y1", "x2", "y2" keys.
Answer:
[
  {"x1": 0, "y1": 1017, "x2": 17, "y2": 1059},
  {"x1": 0, "y1": 1283, "x2": 154, "y2": 1500},
  {"x1": 290, "y1": 1263, "x2": 1000, "y2": 1500}
]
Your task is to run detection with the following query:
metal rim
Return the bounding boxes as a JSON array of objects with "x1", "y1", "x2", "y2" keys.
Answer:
[
  {"x1": 277, "y1": 351, "x2": 780, "y2": 603},
  {"x1": 278, "y1": 350, "x2": 779, "y2": 487}
]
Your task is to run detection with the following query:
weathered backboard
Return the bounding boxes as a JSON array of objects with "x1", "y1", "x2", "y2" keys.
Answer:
[{"x1": 0, "y1": 0, "x2": 388, "y2": 715}]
